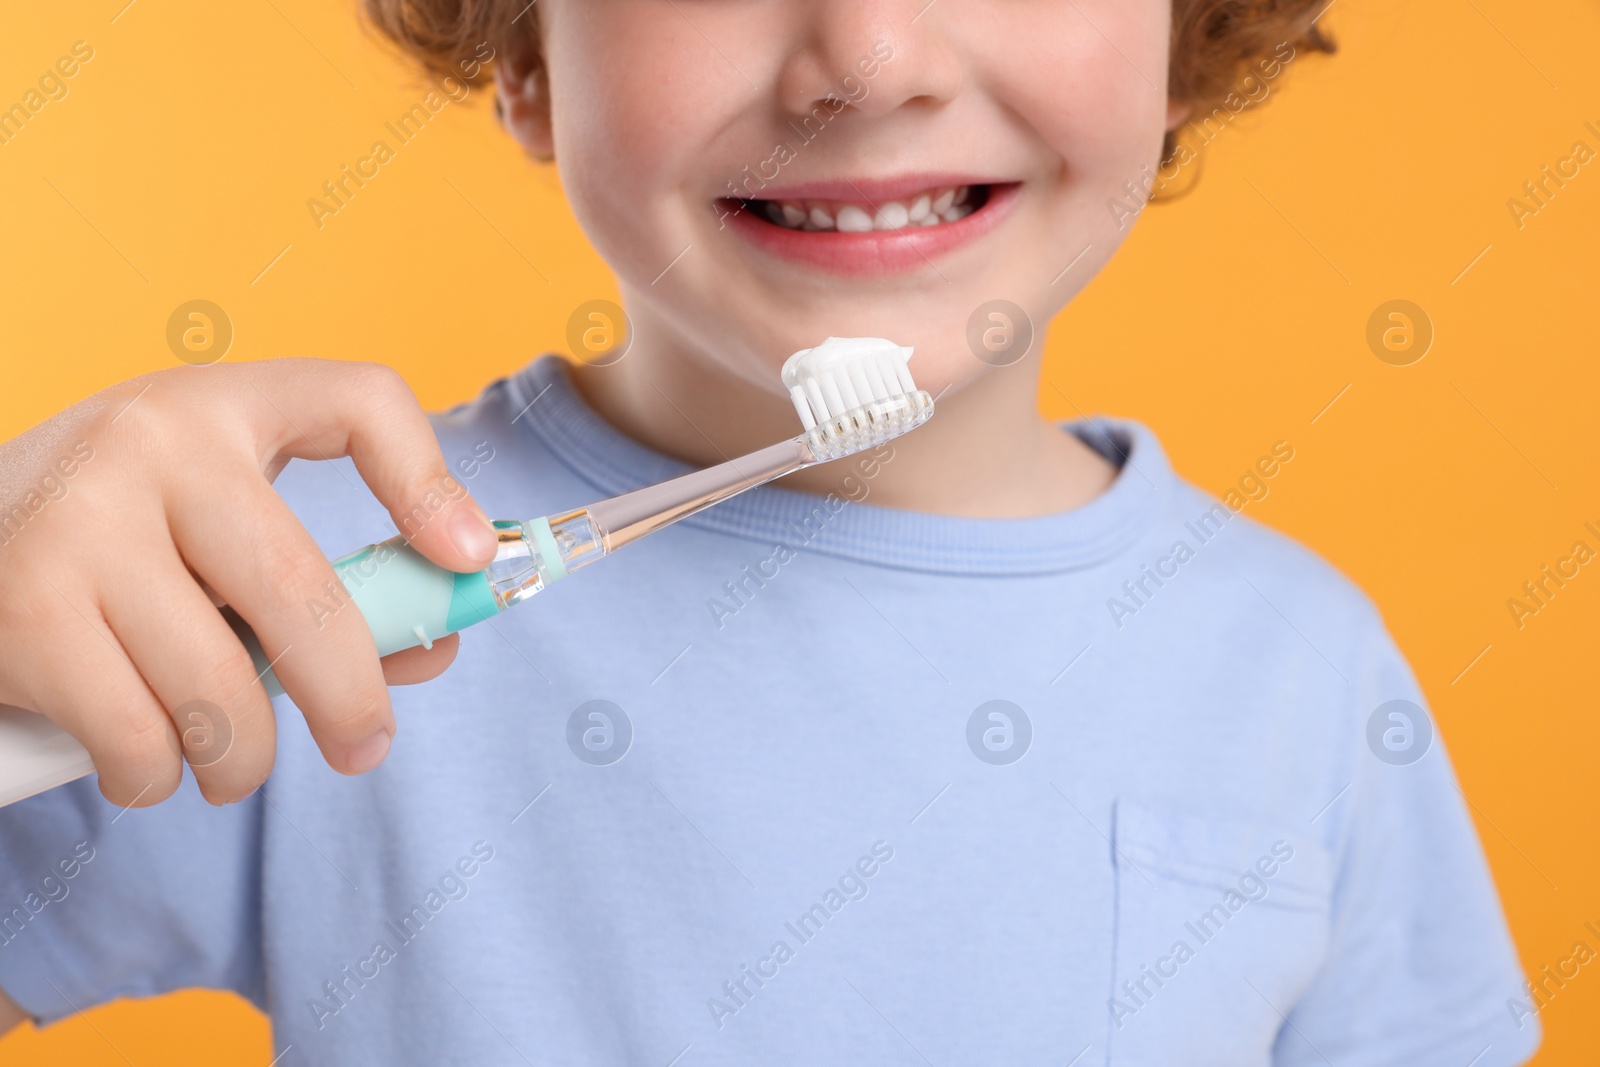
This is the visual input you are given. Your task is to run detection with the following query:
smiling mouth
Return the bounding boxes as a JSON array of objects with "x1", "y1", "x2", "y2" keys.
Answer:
[
  {"x1": 717, "y1": 178, "x2": 1020, "y2": 276},
  {"x1": 732, "y1": 183, "x2": 994, "y2": 232}
]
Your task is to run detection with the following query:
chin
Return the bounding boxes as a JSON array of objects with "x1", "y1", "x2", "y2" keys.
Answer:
[{"x1": 904, "y1": 346, "x2": 1000, "y2": 399}]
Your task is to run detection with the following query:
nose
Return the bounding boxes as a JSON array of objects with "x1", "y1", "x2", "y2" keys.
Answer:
[{"x1": 775, "y1": 0, "x2": 964, "y2": 120}]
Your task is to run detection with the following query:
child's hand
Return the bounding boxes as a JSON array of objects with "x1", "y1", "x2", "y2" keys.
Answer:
[{"x1": 0, "y1": 360, "x2": 500, "y2": 808}]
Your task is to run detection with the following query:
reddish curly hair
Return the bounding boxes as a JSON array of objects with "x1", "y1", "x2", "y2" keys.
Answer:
[
  {"x1": 361, "y1": 0, "x2": 1334, "y2": 165},
  {"x1": 1166, "y1": 1, "x2": 1333, "y2": 163}
]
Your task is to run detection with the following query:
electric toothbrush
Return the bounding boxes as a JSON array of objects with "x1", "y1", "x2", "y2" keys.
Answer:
[{"x1": 0, "y1": 337, "x2": 934, "y2": 805}]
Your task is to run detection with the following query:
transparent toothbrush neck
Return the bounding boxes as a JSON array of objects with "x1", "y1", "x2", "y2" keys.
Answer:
[
  {"x1": 483, "y1": 510, "x2": 606, "y2": 609},
  {"x1": 540, "y1": 509, "x2": 606, "y2": 573}
]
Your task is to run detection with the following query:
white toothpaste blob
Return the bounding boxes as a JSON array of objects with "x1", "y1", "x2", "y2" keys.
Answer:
[{"x1": 781, "y1": 337, "x2": 933, "y2": 460}]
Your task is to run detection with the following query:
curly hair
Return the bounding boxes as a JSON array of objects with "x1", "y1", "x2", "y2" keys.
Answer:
[
  {"x1": 362, "y1": 0, "x2": 1333, "y2": 165},
  {"x1": 1166, "y1": 0, "x2": 1334, "y2": 163}
]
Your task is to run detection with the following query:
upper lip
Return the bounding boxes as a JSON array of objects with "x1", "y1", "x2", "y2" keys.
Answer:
[{"x1": 726, "y1": 173, "x2": 1011, "y2": 203}]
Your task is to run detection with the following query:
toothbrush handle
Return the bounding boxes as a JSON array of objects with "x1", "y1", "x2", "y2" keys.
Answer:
[
  {"x1": 0, "y1": 535, "x2": 498, "y2": 803},
  {"x1": 0, "y1": 518, "x2": 560, "y2": 806},
  {"x1": 231, "y1": 531, "x2": 505, "y2": 697}
]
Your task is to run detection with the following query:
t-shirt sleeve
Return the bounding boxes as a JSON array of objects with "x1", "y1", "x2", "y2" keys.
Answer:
[
  {"x1": 1274, "y1": 624, "x2": 1540, "y2": 1066},
  {"x1": 0, "y1": 772, "x2": 263, "y2": 1023}
]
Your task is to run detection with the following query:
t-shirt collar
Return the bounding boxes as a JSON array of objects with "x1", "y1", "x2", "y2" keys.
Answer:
[{"x1": 507, "y1": 356, "x2": 1172, "y2": 576}]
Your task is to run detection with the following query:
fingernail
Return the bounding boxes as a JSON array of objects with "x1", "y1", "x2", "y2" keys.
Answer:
[
  {"x1": 347, "y1": 729, "x2": 392, "y2": 775},
  {"x1": 449, "y1": 510, "x2": 498, "y2": 564}
]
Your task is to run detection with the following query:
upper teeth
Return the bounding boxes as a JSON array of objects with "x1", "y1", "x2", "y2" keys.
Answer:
[{"x1": 761, "y1": 186, "x2": 975, "y2": 232}]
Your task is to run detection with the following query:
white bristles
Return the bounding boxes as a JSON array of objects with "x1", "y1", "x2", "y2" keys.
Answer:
[
  {"x1": 780, "y1": 337, "x2": 935, "y2": 460},
  {"x1": 792, "y1": 383, "x2": 818, "y2": 430}
]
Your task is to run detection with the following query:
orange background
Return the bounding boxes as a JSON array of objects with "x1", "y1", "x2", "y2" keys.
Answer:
[{"x1": 2, "y1": 0, "x2": 1597, "y2": 1062}]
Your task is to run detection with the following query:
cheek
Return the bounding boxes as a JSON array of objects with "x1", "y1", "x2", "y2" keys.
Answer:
[
  {"x1": 955, "y1": 0, "x2": 1169, "y2": 337},
  {"x1": 544, "y1": 4, "x2": 752, "y2": 278},
  {"x1": 984, "y1": 0, "x2": 1171, "y2": 178}
]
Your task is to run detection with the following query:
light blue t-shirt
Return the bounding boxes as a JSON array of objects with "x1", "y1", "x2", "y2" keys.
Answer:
[{"x1": 0, "y1": 357, "x2": 1538, "y2": 1066}]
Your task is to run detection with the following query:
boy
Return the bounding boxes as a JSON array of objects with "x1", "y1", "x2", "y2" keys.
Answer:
[{"x1": 0, "y1": 1, "x2": 1538, "y2": 1063}]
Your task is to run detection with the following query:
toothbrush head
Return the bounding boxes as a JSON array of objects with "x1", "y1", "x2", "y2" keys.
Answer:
[{"x1": 781, "y1": 337, "x2": 935, "y2": 462}]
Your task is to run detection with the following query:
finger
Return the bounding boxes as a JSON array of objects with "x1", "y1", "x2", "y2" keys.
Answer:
[
  {"x1": 167, "y1": 476, "x2": 394, "y2": 777},
  {"x1": 245, "y1": 360, "x2": 499, "y2": 573},
  {"x1": 18, "y1": 592, "x2": 183, "y2": 808},
  {"x1": 98, "y1": 543, "x2": 278, "y2": 805},
  {"x1": 380, "y1": 632, "x2": 459, "y2": 686}
]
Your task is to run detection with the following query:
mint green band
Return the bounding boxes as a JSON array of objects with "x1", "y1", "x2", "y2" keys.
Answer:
[{"x1": 527, "y1": 516, "x2": 568, "y2": 582}]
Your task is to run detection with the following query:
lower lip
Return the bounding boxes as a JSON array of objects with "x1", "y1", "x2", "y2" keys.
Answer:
[{"x1": 718, "y1": 184, "x2": 1021, "y2": 277}]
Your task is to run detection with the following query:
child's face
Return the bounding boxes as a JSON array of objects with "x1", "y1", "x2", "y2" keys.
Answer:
[{"x1": 513, "y1": 1, "x2": 1180, "y2": 399}]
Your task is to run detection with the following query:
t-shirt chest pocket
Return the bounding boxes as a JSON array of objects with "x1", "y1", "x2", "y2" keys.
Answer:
[{"x1": 1106, "y1": 800, "x2": 1335, "y2": 1066}]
